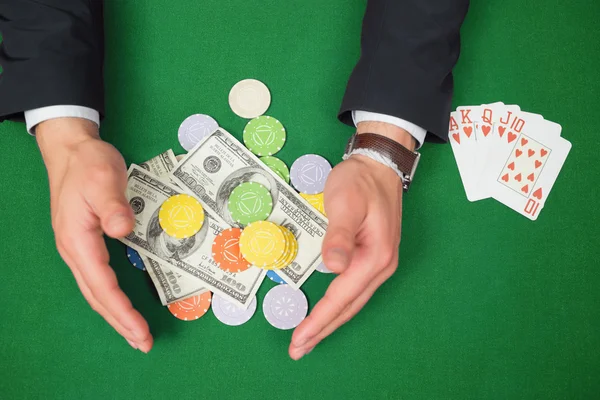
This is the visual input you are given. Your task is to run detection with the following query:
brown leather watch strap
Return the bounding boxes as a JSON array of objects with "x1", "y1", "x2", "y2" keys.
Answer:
[{"x1": 345, "y1": 132, "x2": 421, "y2": 190}]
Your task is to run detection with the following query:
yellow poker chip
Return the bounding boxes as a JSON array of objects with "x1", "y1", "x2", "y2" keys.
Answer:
[
  {"x1": 239, "y1": 221, "x2": 286, "y2": 268},
  {"x1": 300, "y1": 192, "x2": 326, "y2": 216},
  {"x1": 279, "y1": 228, "x2": 298, "y2": 269},
  {"x1": 268, "y1": 227, "x2": 292, "y2": 270},
  {"x1": 269, "y1": 227, "x2": 298, "y2": 270},
  {"x1": 159, "y1": 194, "x2": 205, "y2": 239}
]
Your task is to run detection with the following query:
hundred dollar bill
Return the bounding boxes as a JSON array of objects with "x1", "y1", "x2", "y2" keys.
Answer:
[
  {"x1": 138, "y1": 149, "x2": 204, "y2": 302},
  {"x1": 139, "y1": 149, "x2": 178, "y2": 178},
  {"x1": 142, "y1": 255, "x2": 207, "y2": 305},
  {"x1": 170, "y1": 127, "x2": 328, "y2": 289},
  {"x1": 121, "y1": 165, "x2": 266, "y2": 309}
]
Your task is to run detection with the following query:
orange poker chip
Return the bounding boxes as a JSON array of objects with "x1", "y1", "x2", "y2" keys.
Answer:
[
  {"x1": 167, "y1": 291, "x2": 212, "y2": 321},
  {"x1": 212, "y1": 228, "x2": 252, "y2": 273}
]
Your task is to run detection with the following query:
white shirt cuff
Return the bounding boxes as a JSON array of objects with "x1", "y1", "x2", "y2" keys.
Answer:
[
  {"x1": 24, "y1": 105, "x2": 100, "y2": 135},
  {"x1": 352, "y1": 110, "x2": 427, "y2": 149}
]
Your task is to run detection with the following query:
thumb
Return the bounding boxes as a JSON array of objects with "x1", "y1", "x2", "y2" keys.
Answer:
[
  {"x1": 86, "y1": 165, "x2": 135, "y2": 238},
  {"x1": 322, "y1": 190, "x2": 366, "y2": 274}
]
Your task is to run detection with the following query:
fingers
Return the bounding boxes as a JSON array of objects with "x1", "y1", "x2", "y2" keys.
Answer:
[
  {"x1": 322, "y1": 188, "x2": 367, "y2": 274},
  {"x1": 299, "y1": 207, "x2": 394, "y2": 343},
  {"x1": 85, "y1": 163, "x2": 135, "y2": 238},
  {"x1": 292, "y1": 191, "x2": 401, "y2": 359},
  {"x1": 58, "y1": 219, "x2": 152, "y2": 350},
  {"x1": 290, "y1": 261, "x2": 397, "y2": 360},
  {"x1": 45, "y1": 138, "x2": 149, "y2": 351},
  {"x1": 65, "y1": 251, "x2": 153, "y2": 352},
  {"x1": 290, "y1": 246, "x2": 383, "y2": 350}
]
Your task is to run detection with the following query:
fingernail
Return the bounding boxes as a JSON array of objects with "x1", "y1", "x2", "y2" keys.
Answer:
[
  {"x1": 326, "y1": 248, "x2": 348, "y2": 269},
  {"x1": 127, "y1": 339, "x2": 138, "y2": 350}
]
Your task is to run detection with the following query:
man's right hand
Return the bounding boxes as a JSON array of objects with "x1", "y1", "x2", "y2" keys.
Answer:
[{"x1": 36, "y1": 118, "x2": 153, "y2": 352}]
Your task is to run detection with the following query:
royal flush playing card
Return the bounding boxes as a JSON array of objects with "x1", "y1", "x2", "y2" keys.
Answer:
[
  {"x1": 482, "y1": 120, "x2": 570, "y2": 220},
  {"x1": 470, "y1": 102, "x2": 507, "y2": 201},
  {"x1": 449, "y1": 102, "x2": 570, "y2": 220},
  {"x1": 449, "y1": 107, "x2": 478, "y2": 201}
]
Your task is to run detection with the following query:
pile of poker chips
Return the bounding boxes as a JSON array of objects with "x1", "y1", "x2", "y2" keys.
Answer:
[
  {"x1": 239, "y1": 221, "x2": 298, "y2": 270},
  {"x1": 125, "y1": 78, "x2": 335, "y2": 330}
]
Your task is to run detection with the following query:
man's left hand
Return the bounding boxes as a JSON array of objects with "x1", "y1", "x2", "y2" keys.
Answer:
[{"x1": 289, "y1": 123, "x2": 415, "y2": 360}]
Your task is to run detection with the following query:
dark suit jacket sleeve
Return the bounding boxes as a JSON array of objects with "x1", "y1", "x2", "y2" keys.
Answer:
[
  {"x1": 339, "y1": 0, "x2": 470, "y2": 143},
  {"x1": 0, "y1": 0, "x2": 105, "y2": 123}
]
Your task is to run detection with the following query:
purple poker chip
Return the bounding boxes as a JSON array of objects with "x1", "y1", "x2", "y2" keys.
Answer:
[
  {"x1": 212, "y1": 295, "x2": 257, "y2": 326},
  {"x1": 316, "y1": 261, "x2": 333, "y2": 274},
  {"x1": 178, "y1": 114, "x2": 219, "y2": 151},
  {"x1": 263, "y1": 284, "x2": 308, "y2": 330},
  {"x1": 290, "y1": 154, "x2": 332, "y2": 195}
]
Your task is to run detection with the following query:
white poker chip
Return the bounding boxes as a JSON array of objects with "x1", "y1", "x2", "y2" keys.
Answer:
[
  {"x1": 212, "y1": 295, "x2": 257, "y2": 326},
  {"x1": 177, "y1": 114, "x2": 218, "y2": 151},
  {"x1": 262, "y1": 285, "x2": 308, "y2": 330},
  {"x1": 229, "y1": 79, "x2": 271, "y2": 119}
]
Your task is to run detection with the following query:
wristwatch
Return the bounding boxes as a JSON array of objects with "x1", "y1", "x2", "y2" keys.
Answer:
[{"x1": 344, "y1": 132, "x2": 421, "y2": 191}]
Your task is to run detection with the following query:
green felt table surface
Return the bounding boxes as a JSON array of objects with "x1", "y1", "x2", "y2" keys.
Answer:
[{"x1": 1, "y1": 1, "x2": 599, "y2": 399}]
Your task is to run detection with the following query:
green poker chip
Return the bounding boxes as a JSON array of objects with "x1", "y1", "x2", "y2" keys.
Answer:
[
  {"x1": 260, "y1": 156, "x2": 290, "y2": 183},
  {"x1": 243, "y1": 116, "x2": 286, "y2": 156},
  {"x1": 228, "y1": 182, "x2": 274, "y2": 225}
]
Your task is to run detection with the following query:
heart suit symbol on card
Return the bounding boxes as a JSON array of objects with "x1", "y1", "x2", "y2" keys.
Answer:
[
  {"x1": 452, "y1": 133, "x2": 460, "y2": 144},
  {"x1": 498, "y1": 126, "x2": 506, "y2": 137},
  {"x1": 515, "y1": 149, "x2": 523, "y2": 158},
  {"x1": 533, "y1": 188, "x2": 543, "y2": 200},
  {"x1": 527, "y1": 173, "x2": 535, "y2": 182},
  {"x1": 515, "y1": 173, "x2": 522, "y2": 182},
  {"x1": 521, "y1": 185, "x2": 529, "y2": 194},
  {"x1": 521, "y1": 138, "x2": 528, "y2": 146},
  {"x1": 502, "y1": 174, "x2": 509, "y2": 182},
  {"x1": 482, "y1": 125, "x2": 491, "y2": 136},
  {"x1": 463, "y1": 126, "x2": 473, "y2": 138},
  {"x1": 508, "y1": 162, "x2": 515, "y2": 171},
  {"x1": 528, "y1": 149, "x2": 535, "y2": 157},
  {"x1": 508, "y1": 132, "x2": 517, "y2": 143},
  {"x1": 540, "y1": 149, "x2": 548, "y2": 157},
  {"x1": 535, "y1": 160, "x2": 542, "y2": 168}
]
